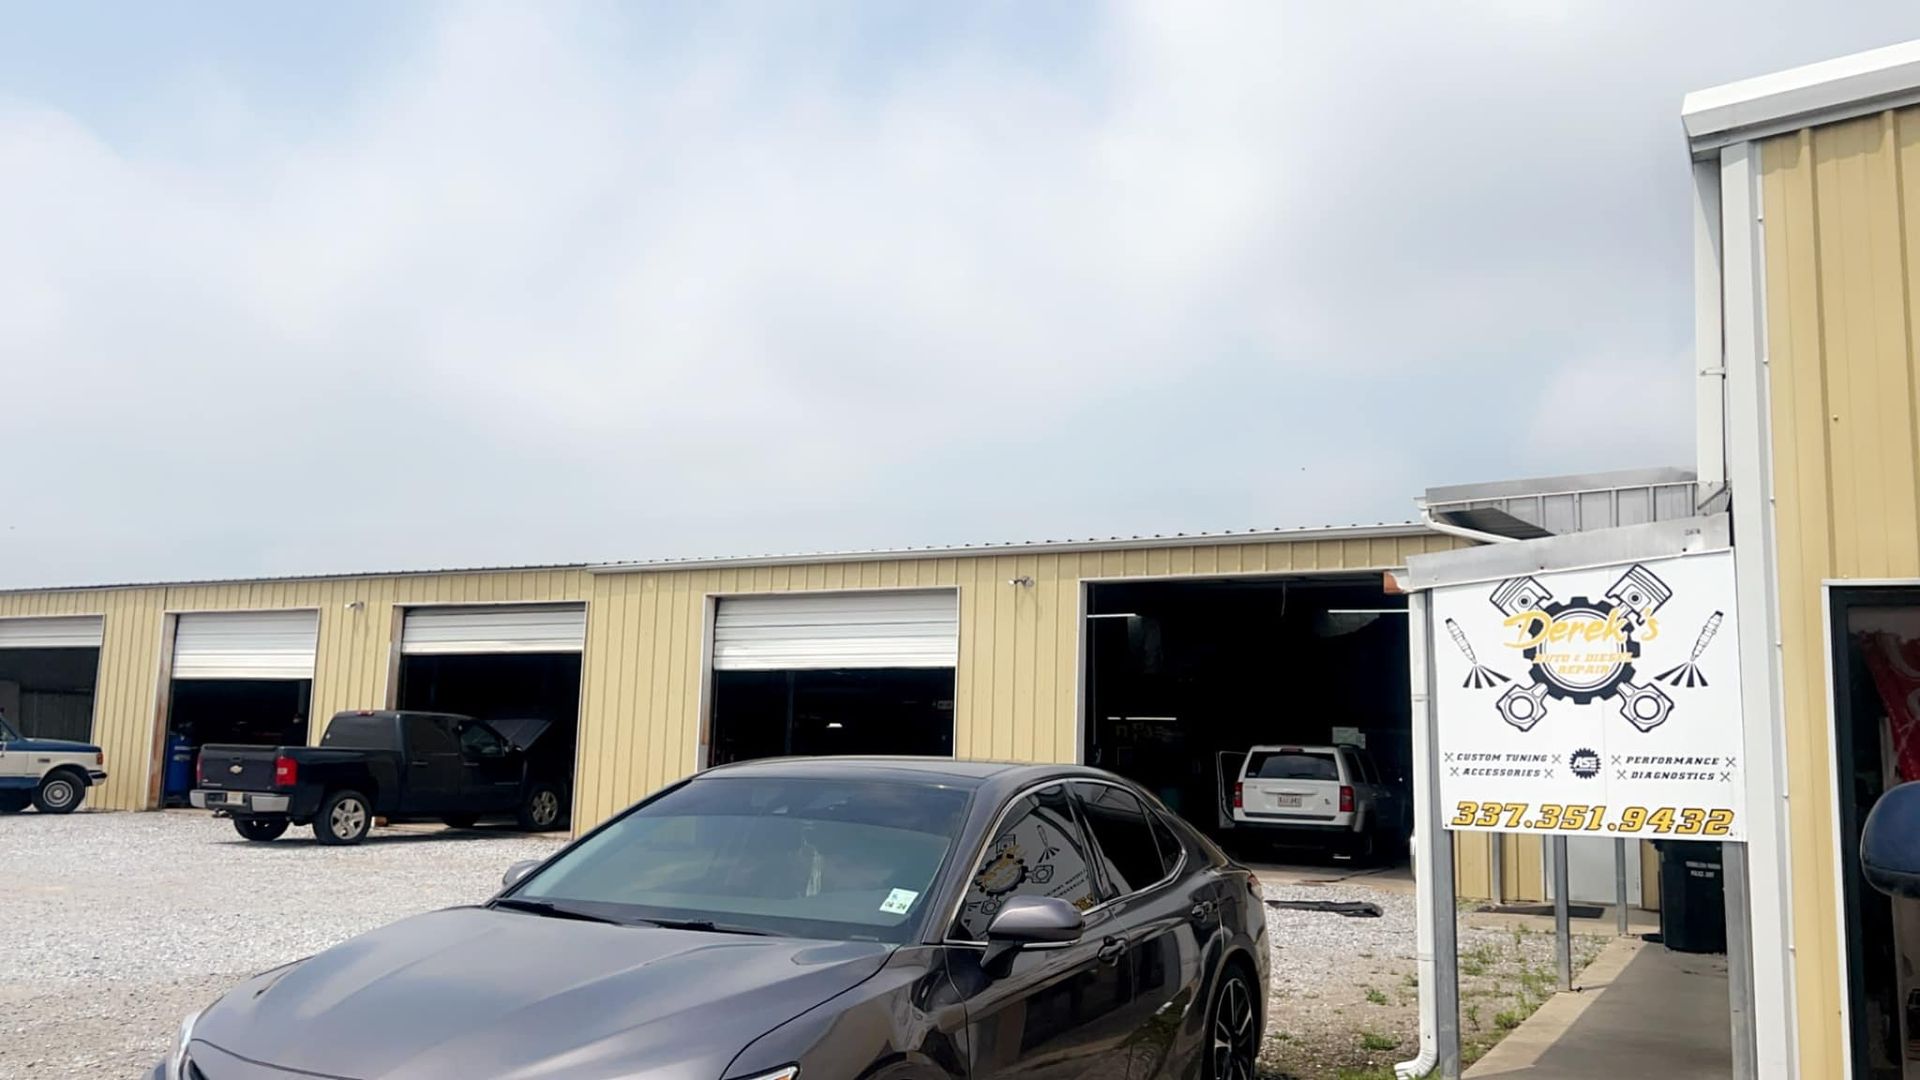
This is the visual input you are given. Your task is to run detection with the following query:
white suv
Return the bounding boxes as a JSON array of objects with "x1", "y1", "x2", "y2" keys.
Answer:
[
  {"x1": 0, "y1": 713, "x2": 107, "y2": 814},
  {"x1": 1232, "y1": 744, "x2": 1399, "y2": 859}
]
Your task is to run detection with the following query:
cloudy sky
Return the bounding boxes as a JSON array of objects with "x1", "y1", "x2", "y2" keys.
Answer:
[{"x1": 2, "y1": 3, "x2": 1915, "y2": 588}]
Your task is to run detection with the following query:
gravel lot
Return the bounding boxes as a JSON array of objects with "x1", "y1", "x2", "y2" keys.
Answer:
[
  {"x1": 0, "y1": 810, "x2": 565, "y2": 1079},
  {"x1": 1258, "y1": 880, "x2": 1606, "y2": 1078},
  {"x1": 2, "y1": 811, "x2": 1596, "y2": 1080}
]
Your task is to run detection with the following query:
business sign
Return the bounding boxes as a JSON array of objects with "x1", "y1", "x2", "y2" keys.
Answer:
[{"x1": 1431, "y1": 549, "x2": 1745, "y2": 841}]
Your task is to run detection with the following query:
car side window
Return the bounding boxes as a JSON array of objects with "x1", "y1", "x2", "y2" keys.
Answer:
[
  {"x1": 952, "y1": 784, "x2": 1100, "y2": 941},
  {"x1": 458, "y1": 722, "x2": 507, "y2": 758},
  {"x1": 1072, "y1": 782, "x2": 1165, "y2": 898},
  {"x1": 1147, "y1": 810, "x2": 1184, "y2": 879},
  {"x1": 404, "y1": 718, "x2": 457, "y2": 756}
]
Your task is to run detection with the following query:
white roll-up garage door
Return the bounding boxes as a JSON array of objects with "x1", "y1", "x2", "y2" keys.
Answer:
[
  {"x1": 172, "y1": 611, "x2": 319, "y2": 681},
  {"x1": 714, "y1": 590, "x2": 958, "y2": 671},
  {"x1": 0, "y1": 615, "x2": 104, "y2": 649},
  {"x1": 400, "y1": 604, "x2": 587, "y2": 655}
]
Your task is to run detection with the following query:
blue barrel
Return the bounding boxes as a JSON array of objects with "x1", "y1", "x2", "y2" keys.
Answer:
[{"x1": 165, "y1": 735, "x2": 196, "y2": 800}]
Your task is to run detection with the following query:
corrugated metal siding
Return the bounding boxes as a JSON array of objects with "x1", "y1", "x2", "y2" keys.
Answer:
[
  {"x1": 572, "y1": 533, "x2": 1465, "y2": 830},
  {"x1": 1759, "y1": 106, "x2": 1920, "y2": 1078},
  {"x1": 0, "y1": 570, "x2": 590, "y2": 811}
]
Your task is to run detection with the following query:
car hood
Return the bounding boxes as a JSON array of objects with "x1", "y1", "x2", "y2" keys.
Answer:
[
  {"x1": 4, "y1": 737, "x2": 100, "y2": 755},
  {"x1": 486, "y1": 717, "x2": 551, "y2": 752},
  {"x1": 193, "y1": 906, "x2": 891, "y2": 1080}
]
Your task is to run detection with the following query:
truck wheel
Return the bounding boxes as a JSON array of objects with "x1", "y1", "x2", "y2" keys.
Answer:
[
  {"x1": 234, "y1": 817, "x2": 290, "y2": 842},
  {"x1": 442, "y1": 813, "x2": 479, "y2": 829},
  {"x1": 33, "y1": 770, "x2": 85, "y2": 814},
  {"x1": 517, "y1": 783, "x2": 563, "y2": 832},
  {"x1": 315, "y1": 790, "x2": 372, "y2": 845}
]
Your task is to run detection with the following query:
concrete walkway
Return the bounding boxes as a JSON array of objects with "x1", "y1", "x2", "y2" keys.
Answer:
[{"x1": 1466, "y1": 937, "x2": 1731, "y2": 1079}]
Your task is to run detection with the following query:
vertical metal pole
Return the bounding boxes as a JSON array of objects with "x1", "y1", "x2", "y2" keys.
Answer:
[
  {"x1": 1723, "y1": 841, "x2": 1758, "y2": 1079},
  {"x1": 1615, "y1": 838, "x2": 1631, "y2": 936},
  {"x1": 1422, "y1": 603, "x2": 1462, "y2": 1079},
  {"x1": 1489, "y1": 832, "x2": 1505, "y2": 905},
  {"x1": 1552, "y1": 835, "x2": 1572, "y2": 991}
]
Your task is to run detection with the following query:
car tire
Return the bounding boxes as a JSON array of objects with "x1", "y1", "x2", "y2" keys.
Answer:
[
  {"x1": 442, "y1": 813, "x2": 479, "y2": 829},
  {"x1": 315, "y1": 790, "x2": 373, "y2": 845},
  {"x1": 234, "y1": 817, "x2": 290, "y2": 842},
  {"x1": 516, "y1": 783, "x2": 563, "y2": 832},
  {"x1": 1204, "y1": 961, "x2": 1260, "y2": 1080},
  {"x1": 32, "y1": 770, "x2": 85, "y2": 814}
]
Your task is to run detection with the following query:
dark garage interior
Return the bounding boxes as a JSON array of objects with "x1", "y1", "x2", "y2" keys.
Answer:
[
  {"x1": 396, "y1": 651, "x2": 582, "y2": 818},
  {"x1": 709, "y1": 667, "x2": 955, "y2": 766},
  {"x1": 168, "y1": 679, "x2": 312, "y2": 751},
  {"x1": 0, "y1": 648, "x2": 100, "y2": 742},
  {"x1": 1084, "y1": 575, "x2": 1412, "y2": 853}
]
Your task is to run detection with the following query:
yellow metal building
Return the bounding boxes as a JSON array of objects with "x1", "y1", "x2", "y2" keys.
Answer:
[
  {"x1": 1687, "y1": 38, "x2": 1920, "y2": 1078},
  {"x1": 0, "y1": 526, "x2": 1461, "y2": 833}
]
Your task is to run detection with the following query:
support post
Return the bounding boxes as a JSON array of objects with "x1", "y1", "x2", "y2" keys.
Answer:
[
  {"x1": 1552, "y1": 835, "x2": 1572, "y2": 991},
  {"x1": 1723, "y1": 842, "x2": 1758, "y2": 1079},
  {"x1": 1615, "y1": 838, "x2": 1630, "y2": 936}
]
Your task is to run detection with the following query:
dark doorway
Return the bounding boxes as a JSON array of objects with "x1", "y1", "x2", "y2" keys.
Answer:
[
  {"x1": 1083, "y1": 575, "x2": 1411, "y2": 853},
  {"x1": 710, "y1": 667, "x2": 955, "y2": 766},
  {"x1": 0, "y1": 648, "x2": 99, "y2": 742},
  {"x1": 396, "y1": 652, "x2": 582, "y2": 822},
  {"x1": 168, "y1": 679, "x2": 311, "y2": 750},
  {"x1": 1829, "y1": 587, "x2": 1920, "y2": 1079}
]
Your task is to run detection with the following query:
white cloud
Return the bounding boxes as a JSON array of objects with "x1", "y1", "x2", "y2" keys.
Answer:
[{"x1": 0, "y1": 3, "x2": 1914, "y2": 586}]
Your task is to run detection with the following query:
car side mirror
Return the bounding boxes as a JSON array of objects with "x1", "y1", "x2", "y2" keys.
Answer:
[
  {"x1": 981, "y1": 895, "x2": 1084, "y2": 977},
  {"x1": 1863, "y1": 781, "x2": 1920, "y2": 899},
  {"x1": 502, "y1": 859, "x2": 541, "y2": 890}
]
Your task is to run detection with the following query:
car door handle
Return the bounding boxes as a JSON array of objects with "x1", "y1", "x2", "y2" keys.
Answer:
[
  {"x1": 1096, "y1": 937, "x2": 1128, "y2": 964},
  {"x1": 411, "y1": 759, "x2": 430, "y2": 768}
]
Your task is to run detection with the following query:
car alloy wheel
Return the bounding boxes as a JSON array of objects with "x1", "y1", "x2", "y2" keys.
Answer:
[
  {"x1": 330, "y1": 798, "x2": 367, "y2": 839},
  {"x1": 529, "y1": 789, "x2": 559, "y2": 828},
  {"x1": 1210, "y1": 971, "x2": 1258, "y2": 1080}
]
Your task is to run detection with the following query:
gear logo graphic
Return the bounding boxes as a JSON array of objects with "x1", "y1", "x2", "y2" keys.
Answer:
[{"x1": 1485, "y1": 564, "x2": 1676, "y2": 733}]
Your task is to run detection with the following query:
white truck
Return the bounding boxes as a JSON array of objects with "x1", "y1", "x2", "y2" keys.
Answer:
[{"x1": 0, "y1": 711, "x2": 107, "y2": 814}]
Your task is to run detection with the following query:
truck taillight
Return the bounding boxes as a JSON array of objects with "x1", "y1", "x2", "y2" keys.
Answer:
[
  {"x1": 195, "y1": 753, "x2": 205, "y2": 785},
  {"x1": 96, "y1": 750, "x2": 104, "y2": 766},
  {"x1": 1340, "y1": 785, "x2": 1355, "y2": 813},
  {"x1": 1232, "y1": 782, "x2": 1243, "y2": 809},
  {"x1": 274, "y1": 756, "x2": 298, "y2": 788}
]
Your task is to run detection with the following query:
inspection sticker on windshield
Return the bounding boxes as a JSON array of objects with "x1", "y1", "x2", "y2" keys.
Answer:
[{"x1": 879, "y1": 888, "x2": 919, "y2": 915}]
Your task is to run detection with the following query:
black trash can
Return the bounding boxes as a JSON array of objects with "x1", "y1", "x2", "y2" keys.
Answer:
[{"x1": 1654, "y1": 840, "x2": 1727, "y2": 954}]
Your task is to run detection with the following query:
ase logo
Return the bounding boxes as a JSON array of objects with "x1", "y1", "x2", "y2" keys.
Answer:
[{"x1": 1569, "y1": 748, "x2": 1601, "y2": 779}]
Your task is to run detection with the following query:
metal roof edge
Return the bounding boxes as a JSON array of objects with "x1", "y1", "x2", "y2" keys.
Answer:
[
  {"x1": 586, "y1": 522, "x2": 1435, "y2": 574},
  {"x1": 1399, "y1": 514, "x2": 1731, "y2": 593},
  {"x1": 1422, "y1": 466, "x2": 1696, "y2": 507},
  {"x1": 0, "y1": 562, "x2": 597, "y2": 598},
  {"x1": 1684, "y1": 38, "x2": 1920, "y2": 155}
]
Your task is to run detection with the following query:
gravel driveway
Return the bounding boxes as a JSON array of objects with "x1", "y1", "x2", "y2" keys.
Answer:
[{"x1": 0, "y1": 810, "x2": 565, "y2": 1079}]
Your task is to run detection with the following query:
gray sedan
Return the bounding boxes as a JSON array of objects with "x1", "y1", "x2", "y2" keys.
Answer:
[{"x1": 153, "y1": 757, "x2": 1270, "y2": 1079}]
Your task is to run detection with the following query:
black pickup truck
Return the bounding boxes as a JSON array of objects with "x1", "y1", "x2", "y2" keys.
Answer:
[{"x1": 191, "y1": 710, "x2": 569, "y2": 844}]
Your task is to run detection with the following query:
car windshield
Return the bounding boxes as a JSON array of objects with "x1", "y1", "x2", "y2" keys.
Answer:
[
  {"x1": 1248, "y1": 751, "x2": 1339, "y2": 781},
  {"x1": 510, "y1": 776, "x2": 971, "y2": 943}
]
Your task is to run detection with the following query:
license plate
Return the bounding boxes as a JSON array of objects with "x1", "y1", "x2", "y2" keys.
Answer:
[{"x1": 1273, "y1": 793, "x2": 1303, "y2": 808}]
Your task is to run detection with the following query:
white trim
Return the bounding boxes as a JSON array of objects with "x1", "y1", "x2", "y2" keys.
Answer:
[
  {"x1": 1822, "y1": 578, "x2": 1920, "y2": 587},
  {"x1": 588, "y1": 523, "x2": 1434, "y2": 573},
  {"x1": 1073, "y1": 566, "x2": 1399, "y2": 586},
  {"x1": 1696, "y1": 157, "x2": 1728, "y2": 492},
  {"x1": 1684, "y1": 39, "x2": 1920, "y2": 156},
  {"x1": 1719, "y1": 139, "x2": 1800, "y2": 1079},
  {"x1": 1819, "y1": 583, "x2": 1857, "y2": 1077},
  {"x1": 695, "y1": 595, "x2": 718, "y2": 771}
]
